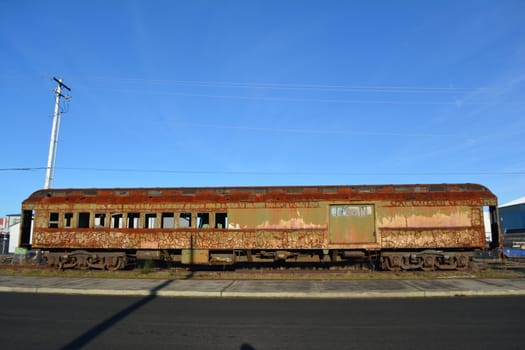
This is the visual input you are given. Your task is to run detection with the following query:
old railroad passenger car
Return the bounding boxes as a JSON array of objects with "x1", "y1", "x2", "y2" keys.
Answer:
[{"x1": 19, "y1": 183, "x2": 501, "y2": 270}]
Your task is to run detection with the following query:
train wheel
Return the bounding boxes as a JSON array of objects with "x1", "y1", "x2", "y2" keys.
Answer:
[
  {"x1": 105, "y1": 256, "x2": 123, "y2": 271},
  {"x1": 420, "y1": 255, "x2": 436, "y2": 271},
  {"x1": 58, "y1": 256, "x2": 77, "y2": 270},
  {"x1": 456, "y1": 254, "x2": 470, "y2": 270},
  {"x1": 381, "y1": 256, "x2": 401, "y2": 271}
]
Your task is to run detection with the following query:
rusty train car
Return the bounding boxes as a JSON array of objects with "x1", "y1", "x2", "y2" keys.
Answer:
[{"x1": 19, "y1": 183, "x2": 501, "y2": 271}]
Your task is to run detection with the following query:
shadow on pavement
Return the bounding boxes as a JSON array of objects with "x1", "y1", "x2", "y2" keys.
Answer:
[{"x1": 60, "y1": 279, "x2": 173, "y2": 350}]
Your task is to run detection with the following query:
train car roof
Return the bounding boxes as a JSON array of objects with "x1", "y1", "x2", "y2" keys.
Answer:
[{"x1": 22, "y1": 183, "x2": 497, "y2": 205}]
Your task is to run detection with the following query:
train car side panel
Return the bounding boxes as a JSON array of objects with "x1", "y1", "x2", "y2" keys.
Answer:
[
  {"x1": 227, "y1": 205, "x2": 326, "y2": 230},
  {"x1": 377, "y1": 201, "x2": 487, "y2": 249},
  {"x1": 32, "y1": 228, "x2": 328, "y2": 250}
]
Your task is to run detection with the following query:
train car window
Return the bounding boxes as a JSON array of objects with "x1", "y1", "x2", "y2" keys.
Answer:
[
  {"x1": 64, "y1": 213, "x2": 73, "y2": 228},
  {"x1": 286, "y1": 187, "x2": 304, "y2": 193},
  {"x1": 111, "y1": 213, "x2": 123, "y2": 228},
  {"x1": 357, "y1": 187, "x2": 373, "y2": 193},
  {"x1": 320, "y1": 187, "x2": 338, "y2": 193},
  {"x1": 78, "y1": 212, "x2": 90, "y2": 228},
  {"x1": 49, "y1": 212, "x2": 59, "y2": 228},
  {"x1": 145, "y1": 213, "x2": 157, "y2": 228},
  {"x1": 243, "y1": 187, "x2": 267, "y2": 194},
  {"x1": 394, "y1": 186, "x2": 411, "y2": 192},
  {"x1": 161, "y1": 213, "x2": 175, "y2": 228},
  {"x1": 215, "y1": 212, "x2": 228, "y2": 228},
  {"x1": 95, "y1": 213, "x2": 106, "y2": 228},
  {"x1": 179, "y1": 213, "x2": 192, "y2": 228},
  {"x1": 467, "y1": 184, "x2": 484, "y2": 191},
  {"x1": 127, "y1": 213, "x2": 140, "y2": 228},
  {"x1": 197, "y1": 213, "x2": 210, "y2": 228}
]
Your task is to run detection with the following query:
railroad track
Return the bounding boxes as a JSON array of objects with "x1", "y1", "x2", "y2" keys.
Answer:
[{"x1": 2, "y1": 257, "x2": 525, "y2": 278}]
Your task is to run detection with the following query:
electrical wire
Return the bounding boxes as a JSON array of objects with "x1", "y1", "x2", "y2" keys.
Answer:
[
  {"x1": 2, "y1": 167, "x2": 524, "y2": 176},
  {"x1": 82, "y1": 88, "x2": 518, "y2": 106},
  {"x1": 0, "y1": 167, "x2": 46, "y2": 171},
  {"x1": 68, "y1": 76, "x2": 504, "y2": 94}
]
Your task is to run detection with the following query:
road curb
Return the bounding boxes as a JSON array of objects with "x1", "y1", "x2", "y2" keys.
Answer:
[
  {"x1": 2, "y1": 276, "x2": 525, "y2": 299},
  {"x1": 3, "y1": 286, "x2": 525, "y2": 298}
]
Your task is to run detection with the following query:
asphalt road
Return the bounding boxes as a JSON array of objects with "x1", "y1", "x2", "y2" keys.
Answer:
[{"x1": 0, "y1": 293, "x2": 523, "y2": 350}]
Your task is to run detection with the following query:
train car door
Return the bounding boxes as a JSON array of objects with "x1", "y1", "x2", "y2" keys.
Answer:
[
  {"x1": 20, "y1": 210, "x2": 33, "y2": 248},
  {"x1": 329, "y1": 204, "x2": 376, "y2": 244}
]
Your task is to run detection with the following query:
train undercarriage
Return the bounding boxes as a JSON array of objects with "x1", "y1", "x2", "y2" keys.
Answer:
[{"x1": 43, "y1": 248, "x2": 475, "y2": 272}]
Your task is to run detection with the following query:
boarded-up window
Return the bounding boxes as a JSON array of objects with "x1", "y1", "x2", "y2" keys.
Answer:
[
  {"x1": 95, "y1": 213, "x2": 106, "y2": 228},
  {"x1": 64, "y1": 213, "x2": 73, "y2": 228},
  {"x1": 215, "y1": 212, "x2": 228, "y2": 229},
  {"x1": 145, "y1": 213, "x2": 157, "y2": 228},
  {"x1": 78, "y1": 212, "x2": 90, "y2": 228},
  {"x1": 111, "y1": 213, "x2": 123, "y2": 228},
  {"x1": 127, "y1": 213, "x2": 140, "y2": 228},
  {"x1": 197, "y1": 213, "x2": 210, "y2": 228},
  {"x1": 49, "y1": 212, "x2": 59, "y2": 228},
  {"x1": 179, "y1": 213, "x2": 192, "y2": 228},
  {"x1": 162, "y1": 213, "x2": 175, "y2": 228}
]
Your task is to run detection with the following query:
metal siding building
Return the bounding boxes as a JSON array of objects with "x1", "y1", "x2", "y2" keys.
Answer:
[
  {"x1": 1, "y1": 214, "x2": 21, "y2": 253},
  {"x1": 499, "y1": 197, "x2": 525, "y2": 234}
]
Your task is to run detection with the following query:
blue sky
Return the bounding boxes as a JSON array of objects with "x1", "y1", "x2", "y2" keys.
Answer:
[{"x1": 1, "y1": 0, "x2": 524, "y2": 216}]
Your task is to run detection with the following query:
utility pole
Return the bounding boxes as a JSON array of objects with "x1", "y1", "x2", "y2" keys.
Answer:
[{"x1": 44, "y1": 77, "x2": 71, "y2": 189}]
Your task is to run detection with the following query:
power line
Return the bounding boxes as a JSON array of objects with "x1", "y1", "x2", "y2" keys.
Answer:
[
  {"x1": 3, "y1": 167, "x2": 524, "y2": 176},
  {"x1": 0, "y1": 75, "x2": 513, "y2": 96},
  {"x1": 86, "y1": 88, "x2": 519, "y2": 106},
  {"x1": 60, "y1": 168, "x2": 525, "y2": 176},
  {"x1": 3, "y1": 75, "x2": 515, "y2": 105},
  {"x1": 70, "y1": 76, "x2": 504, "y2": 94},
  {"x1": 177, "y1": 123, "x2": 463, "y2": 138},
  {"x1": 0, "y1": 167, "x2": 46, "y2": 171}
]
